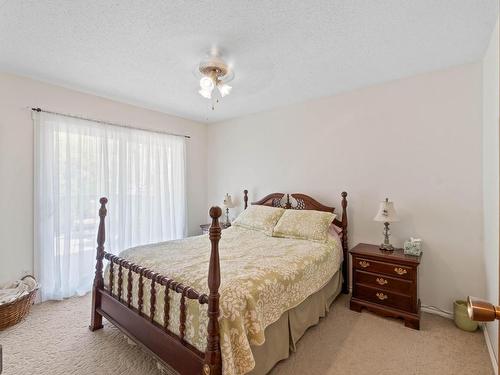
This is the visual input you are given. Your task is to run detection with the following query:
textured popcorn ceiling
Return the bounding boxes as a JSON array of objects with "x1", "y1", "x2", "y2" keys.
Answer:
[{"x1": 0, "y1": 1, "x2": 497, "y2": 123}]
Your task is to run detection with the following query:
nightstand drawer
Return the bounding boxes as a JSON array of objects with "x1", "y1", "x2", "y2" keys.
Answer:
[
  {"x1": 355, "y1": 284, "x2": 413, "y2": 312},
  {"x1": 355, "y1": 270, "x2": 413, "y2": 294},
  {"x1": 354, "y1": 257, "x2": 414, "y2": 280}
]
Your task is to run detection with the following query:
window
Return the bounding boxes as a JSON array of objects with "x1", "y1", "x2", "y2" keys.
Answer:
[{"x1": 33, "y1": 112, "x2": 187, "y2": 301}]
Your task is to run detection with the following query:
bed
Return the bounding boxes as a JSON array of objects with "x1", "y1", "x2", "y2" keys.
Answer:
[{"x1": 90, "y1": 190, "x2": 349, "y2": 375}]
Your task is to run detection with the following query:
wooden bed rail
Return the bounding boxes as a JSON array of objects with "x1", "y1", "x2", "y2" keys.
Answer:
[
  {"x1": 204, "y1": 206, "x2": 222, "y2": 375},
  {"x1": 103, "y1": 252, "x2": 209, "y2": 340},
  {"x1": 90, "y1": 197, "x2": 107, "y2": 331},
  {"x1": 339, "y1": 192, "x2": 348, "y2": 294},
  {"x1": 90, "y1": 198, "x2": 223, "y2": 375},
  {"x1": 104, "y1": 253, "x2": 210, "y2": 304}
]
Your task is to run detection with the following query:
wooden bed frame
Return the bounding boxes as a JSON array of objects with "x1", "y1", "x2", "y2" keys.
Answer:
[{"x1": 90, "y1": 190, "x2": 348, "y2": 375}]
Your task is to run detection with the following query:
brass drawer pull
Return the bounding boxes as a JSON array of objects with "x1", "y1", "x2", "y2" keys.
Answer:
[
  {"x1": 359, "y1": 260, "x2": 370, "y2": 268},
  {"x1": 376, "y1": 277, "x2": 388, "y2": 285},
  {"x1": 376, "y1": 292, "x2": 388, "y2": 300},
  {"x1": 394, "y1": 267, "x2": 407, "y2": 275}
]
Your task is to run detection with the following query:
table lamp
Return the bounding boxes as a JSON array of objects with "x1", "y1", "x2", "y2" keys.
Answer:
[
  {"x1": 373, "y1": 198, "x2": 399, "y2": 251},
  {"x1": 222, "y1": 193, "x2": 235, "y2": 227}
]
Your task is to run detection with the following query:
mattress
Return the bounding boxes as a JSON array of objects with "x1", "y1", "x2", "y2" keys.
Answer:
[{"x1": 104, "y1": 226, "x2": 342, "y2": 375}]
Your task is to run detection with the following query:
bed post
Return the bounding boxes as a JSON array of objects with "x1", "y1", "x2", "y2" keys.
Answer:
[
  {"x1": 90, "y1": 197, "x2": 108, "y2": 331},
  {"x1": 243, "y1": 189, "x2": 248, "y2": 210},
  {"x1": 340, "y1": 192, "x2": 349, "y2": 294},
  {"x1": 204, "y1": 206, "x2": 222, "y2": 375}
]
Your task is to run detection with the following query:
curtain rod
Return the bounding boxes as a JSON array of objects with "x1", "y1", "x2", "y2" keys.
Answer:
[{"x1": 30, "y1": 107, "x2": 191, "y2": 139}]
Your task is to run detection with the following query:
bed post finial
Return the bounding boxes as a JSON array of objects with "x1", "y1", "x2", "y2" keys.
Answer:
[
  {"x1": 243, "y1": 189, "x2": 248, "y2": 210},
  {"x1": 90, "y1": 197, "x2": 108, "y2": 331},
  {"x1": 204, "y1": 206, "x2": 222, "y2": 375},
  {"x1": 340, "y1": 192, "x2": 348, "y2": 294}
]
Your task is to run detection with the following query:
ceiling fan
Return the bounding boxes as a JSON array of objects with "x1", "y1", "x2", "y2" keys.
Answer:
[{"x1": 196, "y1": 55, "x2": 234, "y2": 110}]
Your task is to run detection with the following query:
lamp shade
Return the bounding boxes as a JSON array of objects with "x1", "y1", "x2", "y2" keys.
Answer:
[
  {"x1": 373, "y1": 198, "x2": 399, "y2": 222},
  {"x1": 223, "y1": 193, "x2": 235, "y2": 209}
]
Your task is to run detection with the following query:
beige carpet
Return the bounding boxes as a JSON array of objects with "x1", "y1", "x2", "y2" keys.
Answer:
[{"x1": 0, "y1": 294, "x2": 494, "y2": 375}]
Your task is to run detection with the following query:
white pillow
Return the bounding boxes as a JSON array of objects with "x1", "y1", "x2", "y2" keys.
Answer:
[{"x1": 232, "y1": 205, "x2": 285, "y2": 235}]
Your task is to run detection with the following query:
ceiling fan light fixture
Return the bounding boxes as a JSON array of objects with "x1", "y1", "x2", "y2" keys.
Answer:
[
  {"x1": 199, "y1": 76, "x2": 215, "y2": 91},
  {"x1": 198, "y1": 88, "x2": 212, "y2": 99},
  {"x1": 196, "y1": 55, "x2": 234, "y2": 105},
  {"x1": 218, "y1": 83, "x2": 232, "y2": 97}
]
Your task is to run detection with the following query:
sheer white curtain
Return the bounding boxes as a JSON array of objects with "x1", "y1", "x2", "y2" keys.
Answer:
[{"x1": 34, "y1": 112, "x2": 187, "y2": 301}]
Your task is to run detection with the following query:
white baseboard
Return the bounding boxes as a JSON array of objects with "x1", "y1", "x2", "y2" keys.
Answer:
[
  {"x1": 421, "y1": 305, "x2": 453, "y2": 319},
  {"x1": 482, "y1": 323, "x2": 498, "y2": 375}
]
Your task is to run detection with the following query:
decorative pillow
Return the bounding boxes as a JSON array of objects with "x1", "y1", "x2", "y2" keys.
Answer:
[
  {"x1": 328, "y1": 223, "x2": 342, "y2": 243},
  {"x1": 232, "y1": 205, "x2": 285, "y2": 235},
  {"x1": 273, "y1": 209, "x2": 336, "y2": 242}
]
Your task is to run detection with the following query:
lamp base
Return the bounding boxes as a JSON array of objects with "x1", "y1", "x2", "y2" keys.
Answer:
[
  {"x1": 224, "y1": 207, "x2": 231, "y2": 228},
  {"x1": 379, "y1": 222, "x2": 394, "y2": 251},
  {"x1": 380, "y1": 243, "x2": 395, "y2": 251}
]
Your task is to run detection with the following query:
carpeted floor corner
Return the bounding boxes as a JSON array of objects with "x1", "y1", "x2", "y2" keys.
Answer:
[{"x1": 0, "y1": 293, "x2": 494, "y2": 375}]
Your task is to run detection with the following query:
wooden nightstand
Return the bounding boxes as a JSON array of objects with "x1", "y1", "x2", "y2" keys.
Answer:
[
  {"x1": 200, "y1": 223, "x2": 230, "y2": 235},
  {"x1": 350, "y1": 243, "x2": 422, "y2": 330}
]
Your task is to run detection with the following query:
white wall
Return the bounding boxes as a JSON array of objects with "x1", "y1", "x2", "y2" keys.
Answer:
[
  {"x1": 482, "y1": 17, "x2": 499, "y2": 363},
  {"x1": 207, "y1": 63, "x2": 485, "y2": 312},
  {"x1": 0, "y1": 61, "x2": 492, "y2": 318},
  {"x1": 0, "y1": 73, "x2": 208, "y2": 284}
]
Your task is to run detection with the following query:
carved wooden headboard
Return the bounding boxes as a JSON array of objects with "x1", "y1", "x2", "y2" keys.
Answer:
[{"x1": 243, "y1": 189, "x2": 349, "y2": 294}]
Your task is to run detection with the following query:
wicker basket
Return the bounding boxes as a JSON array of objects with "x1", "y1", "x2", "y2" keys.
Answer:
[{"x1": 0, "y1": 275, "x2": 38, "y2": 330}]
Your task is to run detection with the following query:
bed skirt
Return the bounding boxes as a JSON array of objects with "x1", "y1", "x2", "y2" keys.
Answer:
[
  {"x1": 152, "y1": 270, "x2": 342, "y2": 375},
  {"x1": 248, "y1": 269, "x2": 342, "y2": 375}
]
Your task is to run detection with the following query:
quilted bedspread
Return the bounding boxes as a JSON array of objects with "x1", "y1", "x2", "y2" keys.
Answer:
[{"x1": 105, "y1": 226, "x2": 341, "y2": 375}]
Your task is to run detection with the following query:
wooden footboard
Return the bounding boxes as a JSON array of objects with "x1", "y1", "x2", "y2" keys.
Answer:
[
  {"x1": 89, "y1": 191, "x2": 348, "y2": 375},
  {"x1": 89, "y1": 198, "x2": 222, "y2": 375}
]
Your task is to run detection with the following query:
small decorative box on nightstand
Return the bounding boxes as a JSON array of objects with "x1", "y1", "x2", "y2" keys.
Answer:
[
  {"x1": 200, "y1": 223, "x2": 230, "y2": 235},
  {"x1": 349, "y1": 243, "x2": 422, "y2": 330}
]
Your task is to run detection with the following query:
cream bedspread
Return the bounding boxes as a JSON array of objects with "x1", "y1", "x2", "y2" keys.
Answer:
[{"x1": 105, "y1": 226, "x2": 342, "y2": 375}]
